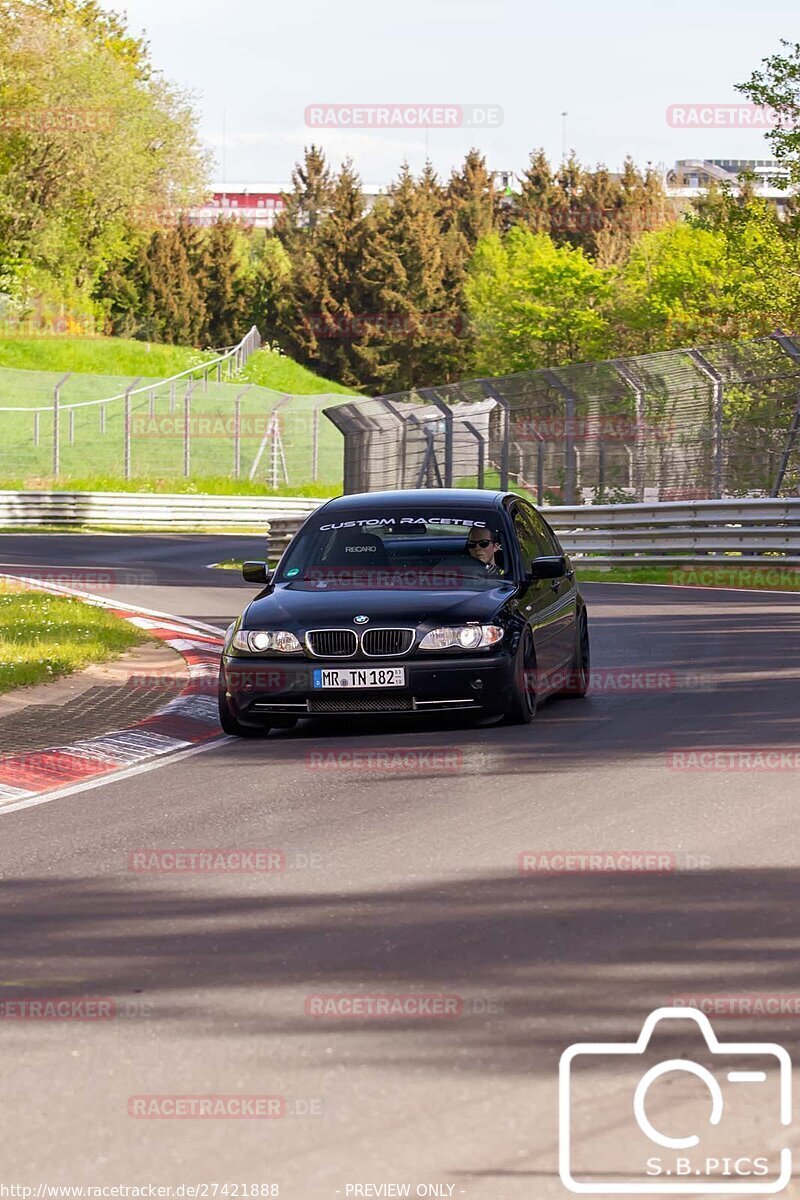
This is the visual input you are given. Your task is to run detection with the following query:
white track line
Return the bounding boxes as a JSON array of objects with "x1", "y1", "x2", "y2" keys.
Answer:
[
  {"x1": 0, "y1": 571, "x2": 228, "y2": 634},
  {"x1": 0, "y1": 737, "x2": 232, "y2": 816},
  {"x1": 0, "y1": 574, "x2": 230, "y2": 817}
]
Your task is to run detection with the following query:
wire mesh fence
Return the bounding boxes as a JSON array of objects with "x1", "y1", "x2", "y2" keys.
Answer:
[
  {"x1": 0, "y1": 327, "x2": 348, "y2": 489},
  {"x1": 323, "y1": 333, "x2": 800, "y2": 502}
]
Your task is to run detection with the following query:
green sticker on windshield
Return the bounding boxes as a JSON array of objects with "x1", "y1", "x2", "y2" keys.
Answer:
[{"x1": 286, "y1": 567, "x2": 300, "y2": 577}]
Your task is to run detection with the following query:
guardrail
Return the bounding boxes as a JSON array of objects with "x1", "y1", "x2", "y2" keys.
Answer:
[
  {"x1": 543, "y1": 498, "x2": 800, "y2": 566},
  {"x1": 0, "y1": 490, "x2": 320, "y2": 537},
  {"x1": 1, "y1": 492, "x2": 798, "y2": 565}
]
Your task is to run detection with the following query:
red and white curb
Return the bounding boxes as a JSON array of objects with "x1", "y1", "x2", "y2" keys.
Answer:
[{"x1": 0, "y1": 575, "x2": 226, "y2": 807}]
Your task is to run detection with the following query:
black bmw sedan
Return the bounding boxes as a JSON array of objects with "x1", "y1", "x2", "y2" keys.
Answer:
[{"x1": 218, "y1": 488, "x2": 589, "y2": 736}]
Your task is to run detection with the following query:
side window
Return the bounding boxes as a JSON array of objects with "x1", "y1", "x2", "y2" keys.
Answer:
[
  {"x1": 521, "y1": 502, "x2": 561, "y2": 555},
  {"x1": 512, "y1": 507, "x2": 544, "y2": 567}
]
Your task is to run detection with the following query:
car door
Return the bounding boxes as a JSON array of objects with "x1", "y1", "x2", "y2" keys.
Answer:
[
  {"x1": 526, "y1": 503, "x2": 578, "y2": 671},
  {"x1": 509, "y1": 502, "x2": 563, "y2": 682}
]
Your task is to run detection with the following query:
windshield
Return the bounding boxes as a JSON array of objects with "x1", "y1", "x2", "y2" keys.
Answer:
[{"x1": 275, "y1": 507, "x2": 513, "y2": 590}]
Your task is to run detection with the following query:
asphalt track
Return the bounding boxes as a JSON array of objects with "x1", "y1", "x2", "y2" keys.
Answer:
[{"x1": 1, "y1": 534, "x2": 800, "y2": 1197}]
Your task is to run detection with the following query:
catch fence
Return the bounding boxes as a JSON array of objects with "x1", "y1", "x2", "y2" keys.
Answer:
[{"x1": 323, "y1": 334, "x2": 800, "y2": 501}]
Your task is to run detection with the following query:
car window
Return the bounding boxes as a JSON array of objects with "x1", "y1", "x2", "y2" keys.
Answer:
[
  {"x1": 513, "y1": 505, "x2": 551, "y2": 565},
  {"x1": 276, "y1": 507, "x2": 513, "y2": 590},
  {"x1": 523, "y1": 502, "x2": 563, "y2": 556}
]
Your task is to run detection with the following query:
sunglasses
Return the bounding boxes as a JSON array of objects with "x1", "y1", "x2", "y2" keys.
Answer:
[{"x1": 468, "y1": 538, "x2": 495, "y2": 549}]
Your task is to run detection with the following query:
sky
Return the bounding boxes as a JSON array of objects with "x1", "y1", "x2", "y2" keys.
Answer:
[{"x1": 105, "y1": 0, "x2": 798, "y2": 186}]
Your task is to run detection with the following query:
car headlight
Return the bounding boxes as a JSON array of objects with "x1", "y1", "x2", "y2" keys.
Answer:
[
  {"x1": 231, "y1": 629, "x2": 302, "y2": 654},
  {"x1": 419, "y1": 624, "x2": 504, "y2": 651}
]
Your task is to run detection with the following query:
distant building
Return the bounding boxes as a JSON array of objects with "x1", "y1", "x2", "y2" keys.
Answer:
[
  {"x1": 188, "y1": 183, "x2": 389, "y2": 228},
  {"x1": 184, "y1": 164, "x2": 796, "y2": 230},
  {"x1": 665, "y1": 159, "x2": 794, "y2": 213}
]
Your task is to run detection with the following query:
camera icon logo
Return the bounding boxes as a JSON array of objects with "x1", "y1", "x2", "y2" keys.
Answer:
[{"x1": 559, "y1": 1006, "x2": 791, "y2": 1194}]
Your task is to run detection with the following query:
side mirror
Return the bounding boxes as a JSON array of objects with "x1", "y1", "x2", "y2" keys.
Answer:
[
  {"x1": 242, "y1": 561, "x2": 271, "y2": 585},
  {"x1": 529, "y1": 555, "x2": 566, "y2": 581}
]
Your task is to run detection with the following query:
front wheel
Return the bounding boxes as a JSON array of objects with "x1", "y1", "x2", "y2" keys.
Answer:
[{"x1": 502, "y1": 630, "x2": 537, "y2": 725}]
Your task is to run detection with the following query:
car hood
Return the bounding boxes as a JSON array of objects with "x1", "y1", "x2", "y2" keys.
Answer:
[{"x1": 244, "y1": 582, "x2": 515, "y2": 628}]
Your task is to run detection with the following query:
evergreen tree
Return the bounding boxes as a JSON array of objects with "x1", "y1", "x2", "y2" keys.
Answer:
[
  {"x1": 197, "y1": 217, "x2": 250, "y2": 347},
  {"x1": 444, "y1": 149, "x2": 498, "y2": 246},
  {"x1": 516, "y1": 149, "x2": 561, "y2": 233},
  {"x1": 312, "y1": 159, "x2": 373, "y2": 387},
  {"x1": 359, "y1": 163, "x2": 451, "y2": 391},
  {"x1": 272, "y1": 146, "x2": 333, "y2": 362}
]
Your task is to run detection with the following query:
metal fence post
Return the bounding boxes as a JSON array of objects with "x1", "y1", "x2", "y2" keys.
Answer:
[
  {"x1": 52, "y1": 373, "x2": 70, "y2": 478},
  {"x1": 100, "y1": 404, "x2": 105, "y2": 435},
  {"x1": 378, "y1": 397, "x2": 409, "y2": 489},
  {"x1": 477, "y1": 380, "x2": 510, "y2": 489},
  {"x1": 68, "y1": 408, "x2": 74, "y2": 446},
  {"x1": 613, "y1": 361, "x2": 646, "y2": 500},
  {"x1": 419, "y1": 388, "x2": 453, "y2": 486},
  {"x1": 769, "y1": 334, "x2": 800, "y2": 496},
  {"x1": 184, "y1": 382, "x2": 193, "y2": 477},
  {"x1": 543, "y1": 370, "x2": 579, "y2": 504},
  {"x1": 123, "y1": 378, "x2": 142, "y2": 482},
  {"x1": 34, "y1": 411, "x2": 40, "y2": 447},
  {"x1": 688, "y1": 350, "x2": 724, "y2": 499},
  {"x1": 231, "y1": 385, "x2": 251, "y2": 480},
  {"x1": 312, "y1": 405, "x2": 319, "y2": 482},
  {"x1": 462, "y1": 420, "x2": 485, "y2": 489}
]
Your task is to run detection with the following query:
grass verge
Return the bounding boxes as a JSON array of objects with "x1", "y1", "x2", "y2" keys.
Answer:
[
  {"x1": 576, "y1": 564, "x2": 800, "y2": 591},
  {"x1": 0, "y1": 579, "x2": 147, "y2": 694},
  {"x1": 0, "y1": 336, "x2": 213, "y2": 376},
  {"x1": 0, "y1": 476, "x2": 339, "y2": 497},
  {"x1": 239, "y1": 347, "x2": 359, "y2": 395}
]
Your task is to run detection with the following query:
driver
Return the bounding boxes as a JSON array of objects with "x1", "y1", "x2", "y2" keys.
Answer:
[{"x1": 466, "y1": 525, "x2": 504, "y2": 577}]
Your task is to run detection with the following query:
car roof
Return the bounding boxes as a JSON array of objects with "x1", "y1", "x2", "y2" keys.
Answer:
[{"x1": 319, "y1": 488, "x2": 508, "y2": 512}]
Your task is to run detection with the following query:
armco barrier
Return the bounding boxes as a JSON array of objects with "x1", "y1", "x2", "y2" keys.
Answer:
[{"x1": 1, "y1": 492, "x2": 798, "y2": 566}]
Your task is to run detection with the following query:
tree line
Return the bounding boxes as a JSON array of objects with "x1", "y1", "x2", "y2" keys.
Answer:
[{"x1": 3, "y1": 4, "x2": 800, "y2": 395}]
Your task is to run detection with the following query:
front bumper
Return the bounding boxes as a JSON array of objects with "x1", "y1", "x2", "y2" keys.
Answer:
[{"x1": 221, "y1": 652, "x2": 515, "y2": 720}]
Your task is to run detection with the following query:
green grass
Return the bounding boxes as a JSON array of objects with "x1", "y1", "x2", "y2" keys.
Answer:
[
  {"x1": 239, "y1": 347, "x2": 359, "y2": 396},
  {"x1": 577, "y1": 564, "x2": 800, "y2": 591},
  {"x1": 0, "y1": 475, "x2": 338, "y2": 497},
  {"x1": 0, "y1": 336, "x2": 213, "y2": 377},
  {"x1": 0, "y1": 579, "x2": 148, "y2": 694},
  {"x1": 0, "y1": 335, "x2": 358, "y2": 490}
]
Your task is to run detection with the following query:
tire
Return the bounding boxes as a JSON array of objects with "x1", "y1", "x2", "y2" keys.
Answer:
[
  {"x1": 502, "y1": 629, "x2": 537, "y2": 725},
  {"x1": 561, "y1": 607, "x2": 590, "y2": 698},
  {"x1": 218, "y1": 685, "x2": 272, "y2": 738}
]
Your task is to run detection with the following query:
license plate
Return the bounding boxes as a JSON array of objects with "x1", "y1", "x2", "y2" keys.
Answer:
[{"x1": 312, "y1": 667, "x2": 406, "y2": 689}]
